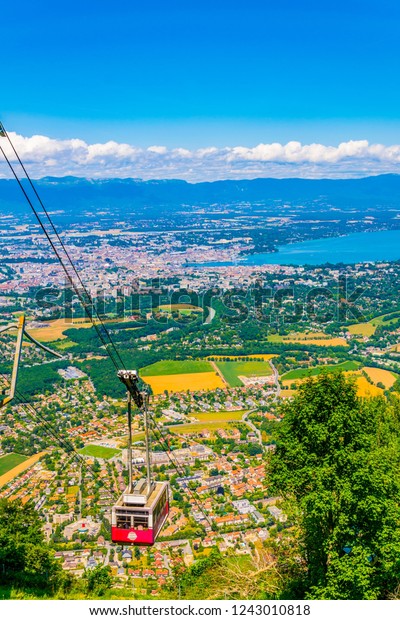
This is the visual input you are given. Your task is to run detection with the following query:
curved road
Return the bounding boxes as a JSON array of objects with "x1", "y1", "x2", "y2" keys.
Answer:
[
  {"x1": 241, "y1": 408, "x2": 263, "y2": 448},
  {"x1": 204, "y1": 306, "x2": 216, "y2": 325},
  {"x1": 269, "y1": 359, "x2": 281, "y2": 399}
]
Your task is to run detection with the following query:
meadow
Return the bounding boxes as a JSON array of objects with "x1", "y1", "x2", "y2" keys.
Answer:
[
  {"x1": 0, "y1": 452, "x2": 45, "y2": 487},
  {"x1": 168, "y1": 420, "x2": 237, "y2": 436},
  {"x1": 131, "y1": 432, "x2": 146, "y2": 443},
  {"x1": 216, "y1": 360, "x2": 272, "y2": 387},
  {"x1": 281, "y1": 361, "x2": 360, "y2": 382},
  {"x1": 0, "y1": 453, "x2": 28, "y2": 476},
  {"x1": 79, "y1": 445, "x2": 121, "y2": 459},
  {"x1": 347, "y1": 322, "x2": 376, "y2": 337},
  {"x1": 66, "y1": 485, "x2": 80, "y2": 496},
  {"x1": 140, "y1": 360, "x2": 212, "y2": 376},
  {"x1": 347, "y1": 310, "x2": 400, "y2": 337},
  {"x1": 208, "y1": 354, "x2": 276, "y2": 361},
  {"x1": 158, "y1": 304, "x2": 201, "y2": 311},
  {"x1": 281, "y1": 364, "x2": 388, "y2": 399},
  {"x1": 140, "y1": 360, "x2": 225, "y2": 394},
  {"x1": 188, "y1": 410, "x2": 244, "y2": 422}
]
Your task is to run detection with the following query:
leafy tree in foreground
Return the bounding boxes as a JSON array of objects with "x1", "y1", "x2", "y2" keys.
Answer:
[
  {"x1": 270, "y1": 372, "x2": 400, "y2": 600},
  {"x1": 0, "y1": 499, "x2": 64, "y2": 593},
  {"x1": 84, "y1": 565, "x2": 113, "y2": 596}
]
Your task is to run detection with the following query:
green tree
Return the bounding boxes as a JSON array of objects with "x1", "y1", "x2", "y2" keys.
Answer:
[
  {"x1": 84, "y1": 565, "x2": 113, "y2": 596},
  {"x1": 270, "y1": 372, "x2": 400, "y2": 600},
  {"x1": 0, "y1": 499, "x2": 63, "y2": 592}
]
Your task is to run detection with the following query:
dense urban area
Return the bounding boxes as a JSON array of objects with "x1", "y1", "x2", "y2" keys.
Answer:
[{"x1": 2, "y1": 176, "x2": 400, "y2": 599}]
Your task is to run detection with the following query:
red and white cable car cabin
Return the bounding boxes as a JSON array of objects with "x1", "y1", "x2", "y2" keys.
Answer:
[{"x1": 111, "y1": 478, "x2": 169, "y2": 545}]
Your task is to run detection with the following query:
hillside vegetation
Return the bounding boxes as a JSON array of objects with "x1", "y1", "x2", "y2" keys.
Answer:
[
  {"x1": 3, "y1": 372, "x2": 400, "y2": 600},
  {"x1": 166, "y1": 372, "x2": 400, "y2": 600}
]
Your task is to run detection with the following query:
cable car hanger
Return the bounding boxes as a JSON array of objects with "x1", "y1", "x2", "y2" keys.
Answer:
[
  {"x1": 110, "y1": 370, "x2": 169, "y2": 545},
  {"x1": 0, "y1": 124, "x2": 171, "y2": 544},
  {"x1": 0, "y1": 122, "x2": 217, "y2": 544},
  {"x1": 0, "y1": 314, "x2": 63, "y2": 409}
]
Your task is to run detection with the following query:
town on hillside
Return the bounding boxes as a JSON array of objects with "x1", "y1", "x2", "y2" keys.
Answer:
[{"x1": 2, "y1": 192, "x2": 400, "y2": 597}]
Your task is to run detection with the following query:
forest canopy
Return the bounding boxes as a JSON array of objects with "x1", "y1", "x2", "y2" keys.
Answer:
[{"x1": 269, "y1": 372, "x2": 400, "y2": 600}]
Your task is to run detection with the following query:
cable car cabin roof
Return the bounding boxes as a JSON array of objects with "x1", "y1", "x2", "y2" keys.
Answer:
[{"x1": 115, "y1": 480, "x2": 168, "y2": 510}]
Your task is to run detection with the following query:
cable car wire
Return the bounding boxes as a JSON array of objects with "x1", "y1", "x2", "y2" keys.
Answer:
[
  {"x1": 0, "y1": 127, "x2": 125, "y2": 372},
  {"x1": 0, "y1": 126, "x2": 213, "y2": 531},
  {"x1": 148, "y1": 413, "x2": 214, "y2": 530},
  {"x1": 0, "y1": 373, "x2": 118, "y2": 502}
]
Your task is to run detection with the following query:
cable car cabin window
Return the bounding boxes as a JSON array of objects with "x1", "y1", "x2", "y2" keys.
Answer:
[
  {"x1": 116, "y1": 515, "x2": 131, "y2": 529},
  {"x1": 116, "y1": 510, "x2": 150, "y2": 530},
  {"x1": 116, "y1": 509, "x2": 149, "y2": 517},
  {"x1": 132, "y1": 514, "x2": 149, "y2": 529},
  {"x1": 153, "y1": 489, "x2": 167, "y2": 526}
]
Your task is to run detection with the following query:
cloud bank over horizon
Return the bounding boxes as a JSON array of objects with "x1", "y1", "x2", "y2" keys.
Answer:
[{"x1": 1, "y1": 132, "x2": 400, "y2": 182}]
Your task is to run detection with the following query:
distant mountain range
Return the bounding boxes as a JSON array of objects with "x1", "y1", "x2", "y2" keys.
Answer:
[{"x1": 2, "y1": 174, "x2": 400, "y2": 214}]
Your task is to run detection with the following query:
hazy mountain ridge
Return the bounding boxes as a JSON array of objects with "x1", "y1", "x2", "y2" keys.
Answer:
[{"x1": 2, "y1": 174, "x2": 400, "y2": 214}]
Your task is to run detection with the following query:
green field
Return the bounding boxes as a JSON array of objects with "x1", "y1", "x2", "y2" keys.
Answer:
[
  {"x1": 158, "y1": 304, "x2": 201, "y2": 311},
  {"x1": 189, "y1": 410, "x2": 244, "y2": 422},
  {"x1": 79, "y1": 445, "x2": 121, "y2": 459},
  {"x1": 266, "y1": 334, "x2": 283, "y2": 343},
  {"x1": 281, "y1": 360, "x2": 360, "y2": 381},
  {"x1": 131, "y1": 432, "x2": 146, "y2": 443},
  {"x1": 158, "y1": 304, "x2": 202, "y2": 315},
  {"x1": 348, "y1": 310, "x2": 400, "y2": 337},
  {"x1": 169, "y1": 420, "x2": 238, "y2": 435},
  {"x1": 216, "y1": 361, "x2": 272, "y2": 387},
  {"x1": 53, "y1": 339, "x2": 76, "y2": 350},
  {"x1": 140, "y1": 360, "x2": 212, "y2": 376},
  {"x1": 0, "y1": 453, "x2": 28, "y2": 476},
  {"x1": 66, "y1": 485, "x2": 79, "y2": 495}
]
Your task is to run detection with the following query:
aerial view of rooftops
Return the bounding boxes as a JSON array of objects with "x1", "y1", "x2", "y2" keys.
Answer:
[{"x1": 1, "y1": 0, "x2": 400, "y2": 610}]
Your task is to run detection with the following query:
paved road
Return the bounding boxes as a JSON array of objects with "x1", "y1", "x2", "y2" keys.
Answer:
[
  {"x1": 204, "y1": 306, "x2": 216, "y2": 325},
  {"x1": 269, "y1": 359, "x2": 280, "y2": 399},
  {"x1": 104, "y1": 543, "x2": 112, "y2": 566},
  {"x1": 241, "y1": 408, "x2": 264, "y2": 448}
]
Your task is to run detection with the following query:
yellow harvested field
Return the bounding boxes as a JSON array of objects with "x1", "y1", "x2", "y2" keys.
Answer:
[
  {"x1": 208, "y1": 354, "x2": 276, "y2": 361},
  {"x1": 347, "y1": 323, "x2": 376, "y2": 337},
  {"x1": 363, "y1": 367, "x2": 397, "y2": 389},
  {"x1": 294, "y1": 338, "x2": 348, "y2": 346},
  {"x1": 280, "y1": 389, "x2": 297, "y2": 398},
  {"x1": 0, "y1": 451, "x2": 46, "y2": 487},
  {"x1": 282, "y1": 332, "x2": 348, "y2": 347},
  {"x1": 28, "y1": 318, "x2": 93, "y2": 342},
  {"x1": 282, "y1": 373, "x2": 384, "y2": 398},
  {"x1": 355, "y1": 376, "x2": 384, "y2": 397},
  {"x1": 144, "y1": 371, "x2": 225, "y2": 395},
  {"x1": 282, "y1": 379, "x2": 301, "y2": 389}
]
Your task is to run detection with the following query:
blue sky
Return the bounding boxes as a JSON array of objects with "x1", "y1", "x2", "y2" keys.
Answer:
[{"x1": 1, "y1": 1, "x2": 400, "y2": 179}]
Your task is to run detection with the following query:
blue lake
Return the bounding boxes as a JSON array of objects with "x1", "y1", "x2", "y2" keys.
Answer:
[{"x1": 195, "y1": 229, "x2": 400, "y2": 267}]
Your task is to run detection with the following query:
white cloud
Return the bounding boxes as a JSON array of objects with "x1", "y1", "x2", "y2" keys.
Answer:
[
  {"x1": 147, "y1": 145, "x2": 167, "y2": 154},
  {"x1": 86, "y1": 141, "x2": 139, "y2": 162},
  {"x1": 1, "y1": 132, "x2": 400, "y2": 182}
]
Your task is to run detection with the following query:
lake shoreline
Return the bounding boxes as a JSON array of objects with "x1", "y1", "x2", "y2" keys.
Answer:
[{"x1": 190, "y1": 228, "x2": 400, "y2": 267}]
